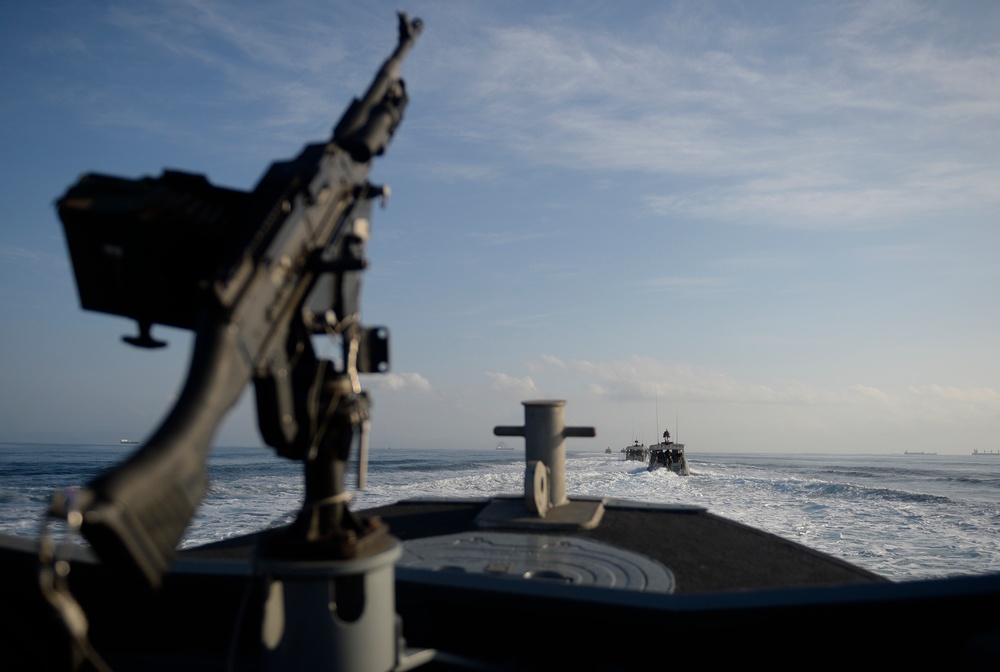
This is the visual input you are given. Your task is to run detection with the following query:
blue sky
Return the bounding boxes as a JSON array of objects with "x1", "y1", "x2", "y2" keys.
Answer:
[{"x1": 1, "y1": 0, "x2": 997, "y2": 453}]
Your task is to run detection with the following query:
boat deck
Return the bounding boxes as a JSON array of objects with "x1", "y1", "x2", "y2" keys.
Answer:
[
  {"x1": 3, "y1": 497, "x2": 1000, "y2": 670},
  {"x1": 348, "y1": 497, "x2": 882, "y2": 593}
]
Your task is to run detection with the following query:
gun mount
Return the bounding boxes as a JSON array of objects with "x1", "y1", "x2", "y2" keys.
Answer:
[{"x1": 52, "y1": 13, "x2": 423, "y2": 589}]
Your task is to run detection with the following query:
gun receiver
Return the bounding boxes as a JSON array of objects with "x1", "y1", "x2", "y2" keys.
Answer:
[{"x1": 52, "y1": 13, "x2": 423, "y2": 588}]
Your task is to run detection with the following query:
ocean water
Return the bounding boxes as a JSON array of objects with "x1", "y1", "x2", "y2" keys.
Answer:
[{"x1": 1, "y1": 443, "x2": 998, "y2": 583}]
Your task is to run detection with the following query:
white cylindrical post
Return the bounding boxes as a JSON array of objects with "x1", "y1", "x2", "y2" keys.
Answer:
[
  {"x1": 495, "y1": 400, "x2": 596, "y2": 515},
  {"x1": 523, "y1": 400, "x2": 568, "y2": 507}
]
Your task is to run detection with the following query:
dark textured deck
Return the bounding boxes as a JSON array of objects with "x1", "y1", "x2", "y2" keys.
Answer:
[
  {"x1": 181, "y1": 495, "x2": 883, "y2": 593},
  {"x1": 361, "y1": 497, "x2": 883, "y2": 593}
]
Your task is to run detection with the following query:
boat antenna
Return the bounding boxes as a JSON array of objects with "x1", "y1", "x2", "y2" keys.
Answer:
[{"x1": 655, "y1": 393, "x2": 660, "y2": 446}]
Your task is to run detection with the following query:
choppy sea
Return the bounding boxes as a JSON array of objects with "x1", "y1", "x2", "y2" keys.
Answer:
[{"x1": 1, "y1": 443, "x2": 998, "y2": 583}]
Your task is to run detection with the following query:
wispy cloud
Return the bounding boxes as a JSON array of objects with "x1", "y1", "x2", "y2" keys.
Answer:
[
  {"x1": 639, "y1": 275, "x2": 732, "y2": 299},
  {"x1": 363, "y1": 371, "x2": 433, "y2": 393},
  {"x1": 0, "y1": 246, "x2": 43, "y2": 263},
  {"x1": 38, "y1": 1, "x2": 999, "y2": 230},
  {"x1": 521, "y1": 354, "x2": 1000, "y2": 427},
  {"x1": 54, "y1": 1, "x2": 391, "y2": 147},
  {"x1": 847, "y1": 382, "x2": 1000, "y2": 427},
  {"x1": 429, "y1": 3, "x2": 1000, "y2": 228},
  {"x1": 710, "y1": 255, "x2": 806, "y2": 272},
  {"x1": 546, "y1": 356, "x2": 840, "y2": 406},
  {"x1": 486, "y1": 371, "x2": 538, "y2": 396}
]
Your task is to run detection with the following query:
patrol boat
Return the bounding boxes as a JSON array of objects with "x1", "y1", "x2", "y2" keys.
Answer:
[{"x1": 646, "y1": 429, "x2": 689, "y2": 475}]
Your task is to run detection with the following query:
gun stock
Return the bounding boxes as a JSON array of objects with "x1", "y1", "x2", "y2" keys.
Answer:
[{"x1": 51, "y1": 318, "x2": 249, "y2": 587}]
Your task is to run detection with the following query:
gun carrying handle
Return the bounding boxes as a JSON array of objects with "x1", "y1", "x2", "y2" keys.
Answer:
[{"x1": 62, "y1": 315, "x2": 253, "y2": 588}]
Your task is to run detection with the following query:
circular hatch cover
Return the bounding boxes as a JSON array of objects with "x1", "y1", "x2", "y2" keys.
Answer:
[{"x1": 399, "y1": 532, "x2": 674, "y2": 594}]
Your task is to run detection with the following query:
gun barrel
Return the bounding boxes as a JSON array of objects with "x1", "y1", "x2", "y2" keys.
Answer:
[{"x1": 333, "y1": 12, "x2": 424, "y2": 161}]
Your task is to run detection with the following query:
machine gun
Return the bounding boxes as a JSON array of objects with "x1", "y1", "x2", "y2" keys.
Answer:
[{"x1": 50, "y1": 13, "x2": 423, "y2": 590}]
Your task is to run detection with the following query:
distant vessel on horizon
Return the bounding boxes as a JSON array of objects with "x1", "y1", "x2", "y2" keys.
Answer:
[
  {"x1": 903, "y1": 451, "x2": 936, "y2": 455},
  {"x1": 972, "y1": 449, "x2": 1000, "y2": 455},
  {"x1": 119, "y1": 438, "x2": 138, "y2": 445}
]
